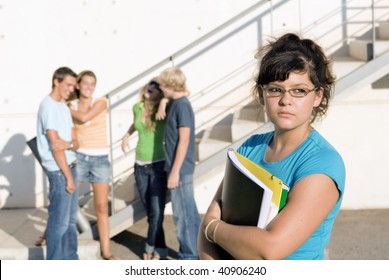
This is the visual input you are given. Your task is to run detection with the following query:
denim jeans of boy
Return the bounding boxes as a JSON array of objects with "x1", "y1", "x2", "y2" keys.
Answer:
[
  {"x1": 134, "y1": 161, "x2": 167, "y2": 258},
  {"x1": 46, "y1": 166, "x2": 79, "y2": 260},
  {"x1": 170, "y1": 174, "x2": 201, "y2": 260}
]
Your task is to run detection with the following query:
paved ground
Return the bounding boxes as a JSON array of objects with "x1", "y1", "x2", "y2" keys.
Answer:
[
  {"x1": 109, "y1": 209, "x2": 389, "y2": 260},
  {"x1": 327, "y1": 209, "x2": 389, "y2": 259},
  {"x1": 1, "y1": 208, "x2": 388, "y2": 260},
  {"x1": 110, "y1": 214, "x2": 180, "y2": 260}
]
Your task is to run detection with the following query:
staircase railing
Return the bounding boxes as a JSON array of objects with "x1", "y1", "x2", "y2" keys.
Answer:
[
  {"x1": 301, "y1": 0, "x2": 389, "y2": 57},
  {"x1": 104, "y1": 0, "x2": 274, "y2": 214},
  {"x1": 94, "y1": 0, "x2": 389, "y2": 219}
]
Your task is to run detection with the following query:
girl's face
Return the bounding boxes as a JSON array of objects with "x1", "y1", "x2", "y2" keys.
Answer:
[
  {"x1": 262, "y1": 72, "x2": 323, "y2": 133},
  {"x1": 144, "y1": 85, "x2": 162, "y2": 101},
  {"x1": 77, "y1": 75, "x2": 96, "y2": 98}
]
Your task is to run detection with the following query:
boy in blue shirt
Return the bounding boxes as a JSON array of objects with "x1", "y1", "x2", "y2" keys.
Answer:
[
  {"x1": 37, "y1": 67, "x2": 80, "y2": 260},
  {"x1": 159, "y1": 67, "x2": 201, "y2": 260}
]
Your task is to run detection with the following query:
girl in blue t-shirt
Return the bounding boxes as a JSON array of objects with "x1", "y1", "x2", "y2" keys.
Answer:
[{"x1": 198, "y1": 33, "x2": 345, "y2": 260}]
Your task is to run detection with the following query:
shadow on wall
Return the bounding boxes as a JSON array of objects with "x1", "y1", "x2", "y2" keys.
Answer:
[
  {"x1": 0, "y1": 133, "x2": 38, "y2": 208},
  {"x1": 372, "y1": 73, "x2": 389, "y2": 89}
]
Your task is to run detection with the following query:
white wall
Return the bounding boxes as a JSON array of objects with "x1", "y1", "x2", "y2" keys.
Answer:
[
  {"x1": 0, "y1": 0, "x2": 260, "y2": 208},
  {"x1": 1, "y1": 0, "x2": 389, "y2": 210},
  {"x1": 316, "y1": 82, "x2": 389, "y2": 209}
]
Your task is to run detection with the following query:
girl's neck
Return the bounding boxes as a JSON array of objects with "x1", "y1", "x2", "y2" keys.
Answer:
[
  {"x1": 76, "y1": 96, "x2": 93, "y2": 112},
  {"x1": 144, "y1": 99, "x2": 155, "y2": 109},
  {"x1": 79, "y1": 95, "x2": 93, "y2": 105},
  {"x1": 266, "y1": 125, "x2": 312, "y2": 162}
]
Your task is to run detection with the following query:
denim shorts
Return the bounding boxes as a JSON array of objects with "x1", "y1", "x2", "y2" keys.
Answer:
[{"x1": 76, "y1": 152, "x2": 111, "y2": 183}]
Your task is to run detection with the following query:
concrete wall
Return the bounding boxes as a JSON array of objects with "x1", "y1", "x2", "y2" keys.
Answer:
[
  {"x1": 1, "y1": 0, "x2": 389, "y2": 210},
  {"x1": 316, "y1": 79, "x2": 389, "y2": 209},
  {"x1": 0, "y1": 0, "x2": 259, "y2": 208}
]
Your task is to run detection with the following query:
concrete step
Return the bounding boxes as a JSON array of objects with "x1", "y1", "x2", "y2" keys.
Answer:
[
  {"x1": 379, "y1": 21, "x2": 389, "y2": 39},
  {"x1": 332, "y1": 56, "x2": 366, "y2": 79},
  {"x1": 197, "y1": 127, "x2": 232, "y2": 162},
  {"x1": 231, "y1": 100, "x2": 264, "y2": 142},
  {"x1": 0, "y1": 239, "x2": 100, "y2": 260},
  {"x1": 197, "y1": 114, "x2": 233, "y2": 162},
  {"x1": 192, "y1": 76, "x2": 253, "y2": 131},
  {"x1": 0, "y1": 208, "x2": 100, "y2": 260},
  {"x1": 348, "y1": 21, "x2": 389, "y2": 61},
  {"x1": 349, "y1": 39, "x2": 389, "y2": 61}
]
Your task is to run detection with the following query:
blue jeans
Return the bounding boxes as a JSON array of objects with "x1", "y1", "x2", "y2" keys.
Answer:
[
  {"x1": 134, "y1": 161, "x2": 167, "y2": 258},
  {"x1": 46, "y1": 166, "x2": 79, "y2": 260},
  {"x1": 170, "y1": 174, "x2": 201, "y2": 260}
]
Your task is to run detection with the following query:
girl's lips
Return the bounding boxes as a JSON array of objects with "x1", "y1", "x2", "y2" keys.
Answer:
[{"x1": 278, "y1": 111, "x2": 293, "y2": 116}]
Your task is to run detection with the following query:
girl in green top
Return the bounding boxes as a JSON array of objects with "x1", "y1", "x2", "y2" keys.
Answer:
[{"x1": 121, "y1": 78, "x2": 167, "y2": 260}]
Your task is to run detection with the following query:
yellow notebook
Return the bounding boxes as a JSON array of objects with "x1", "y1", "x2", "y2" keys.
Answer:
[{"x1": 221, "y1": 148, "x2": 289, "y2": 229}]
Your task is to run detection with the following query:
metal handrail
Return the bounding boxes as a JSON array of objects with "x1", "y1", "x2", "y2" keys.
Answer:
[
  {"x1": 106, "y1": 0, "x2": 272, "y2": 214},
  {"x1": 372, "y1": 0, "x2": 376, "y2": 59},
  {"x1": 105, "y1": 0, "x2": 389, "y2": 216},
  {"x1": 302, "y1": 0, "x2": 386, "y2": 55}
]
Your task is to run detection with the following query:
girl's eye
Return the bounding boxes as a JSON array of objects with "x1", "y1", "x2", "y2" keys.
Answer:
[{"x1": 269, "y1": 87, "x2": 282, "y2": 93}]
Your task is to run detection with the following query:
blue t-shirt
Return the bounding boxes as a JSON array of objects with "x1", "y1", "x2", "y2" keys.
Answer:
[
  {"x1": 37, "y1": 96, "x2": 76, "y2": 172},
  {"x1": 164, "y1": 96, "x2": 196, "y2": 175},
  {"x1": 237, "y1": 129, "x2": 345, "y2": 260}
]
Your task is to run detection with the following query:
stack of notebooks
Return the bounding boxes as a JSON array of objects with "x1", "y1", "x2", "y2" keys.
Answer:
[
  {"x1": 222, "y1": 148, "x2": 289, "y2": 229},
  {"x1": 218, "y1": 148, "x2": 289, "y2": 259}
]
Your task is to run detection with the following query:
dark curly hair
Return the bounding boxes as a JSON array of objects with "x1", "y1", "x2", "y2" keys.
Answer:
[{"x1": 253, "y1": 33, "x2": 336, "y2": 123}]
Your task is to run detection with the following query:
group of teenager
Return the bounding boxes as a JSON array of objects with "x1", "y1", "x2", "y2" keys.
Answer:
[
  {"x1": 37, "y1": 65, "x2": 201, "y2": 260},
  {"x1": 120, "y1": 69, "x2": 200, "y2": 260},
  {"x1": 37, "y1": 68, "x2": 118, "y2": 260},
  {"x1": 36, "y1": 32, "x2": 345, "y2": 260}
]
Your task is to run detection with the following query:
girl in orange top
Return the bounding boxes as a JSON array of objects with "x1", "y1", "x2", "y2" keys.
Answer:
[{"x1": 69, "y1": 70, "x2": 119, "y2": 260}]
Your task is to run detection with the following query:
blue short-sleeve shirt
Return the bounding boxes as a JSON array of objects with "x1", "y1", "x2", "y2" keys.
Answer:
[
  {"x1": 164, "y1": 96, "x2": 196, "y2": 175},
  {"x1": 237, "y1": 129, "x2": 346, "y2": 260},
  {"x1": 37, "y1": 96, "x2": 76, "y2": 171}
]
